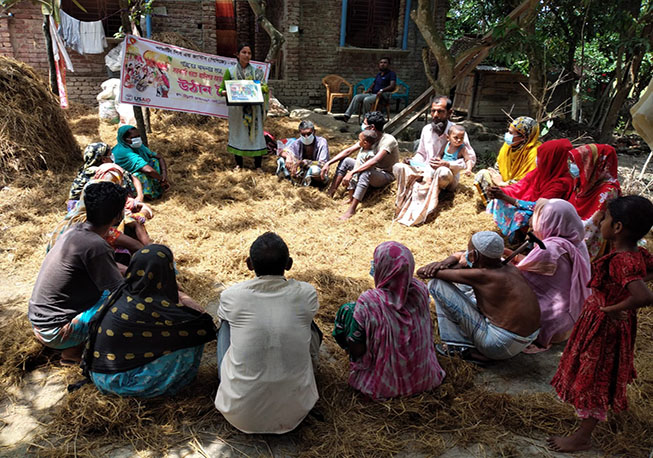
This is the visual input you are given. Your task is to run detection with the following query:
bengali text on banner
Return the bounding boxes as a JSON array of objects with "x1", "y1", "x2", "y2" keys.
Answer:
[{"x1": 119, "y1": 35, "x2": 270, "y2": 118}]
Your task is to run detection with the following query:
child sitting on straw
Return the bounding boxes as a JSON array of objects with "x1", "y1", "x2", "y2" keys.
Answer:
[
  {"x1": 548, "y1": 195, "x2": 653, "y2": 452},
  {"x1": 346, "y1": 130, "x2": 378, "y2": 201}
]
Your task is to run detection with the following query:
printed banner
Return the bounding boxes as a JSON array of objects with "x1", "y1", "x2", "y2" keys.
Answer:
[{"x1": 119, "y1": 35, "x2": 270, "y2": 118}]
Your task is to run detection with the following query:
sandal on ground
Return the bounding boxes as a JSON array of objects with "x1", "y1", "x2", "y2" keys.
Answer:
[
  {"x1": 59, "y1": 358, "x2": 81, "y2": 367},
  {"x1": 435, "y1": 343, "x2": 492, "y2": 367}
]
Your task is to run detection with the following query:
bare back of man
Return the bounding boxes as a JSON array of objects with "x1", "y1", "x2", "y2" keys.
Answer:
[
  {"x1": 419, "y1": 256, "x2": 539, "y2": 337},
  {"x1": 463, "y1": 264, "x2": 540, "y2": 337}
]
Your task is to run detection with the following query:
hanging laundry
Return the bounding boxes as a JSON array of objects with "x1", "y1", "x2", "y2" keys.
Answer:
[
  {"x1": 59, "y1": 11, "x2": 83, "y2": 54},
  {"x1": 79, "y1": 20, "x2": 107, "y2": 54},
  {"x1": 58, "y1": 10, "x2": 108, "y2": 55}
]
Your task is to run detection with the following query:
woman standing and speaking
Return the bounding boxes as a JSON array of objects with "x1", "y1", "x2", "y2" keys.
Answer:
[{"x1": 218, "y1": 43, "x2": 267, "y2": 171}]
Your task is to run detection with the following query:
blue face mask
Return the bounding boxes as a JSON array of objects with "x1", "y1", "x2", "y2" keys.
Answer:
[
  {"x1": 504, "y1": 132, "x2": 514, "y2": 146},
  {"x1": 465, "y1": 250, "x2": 474, "y2": 268},
  {"x1": 361, "y1": 122, "x2": 368, "y2": 132},
  {"x1": 569, "y1": 162, "x2": 580, "y2": 178},
  {"x1": 130, "y1": 137, "x2": 143, "y2": 149}
]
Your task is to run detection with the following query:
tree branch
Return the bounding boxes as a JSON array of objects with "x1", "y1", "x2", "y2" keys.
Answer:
[{"x1": 247, "y1": 0, "x2": 285, "y2": 63}]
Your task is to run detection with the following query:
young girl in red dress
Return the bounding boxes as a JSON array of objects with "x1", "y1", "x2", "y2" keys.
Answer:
[{"x1": 548, "y1": 195, "x2": 653, "y2": 452}]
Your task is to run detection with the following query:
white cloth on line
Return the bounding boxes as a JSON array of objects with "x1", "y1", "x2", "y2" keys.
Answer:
[
  {"x1": 79, "y1": 20, "x2": 107, "y2": 54},
  {"x1": 58, "y1": 10, "x2": 107, "y2": 55}
]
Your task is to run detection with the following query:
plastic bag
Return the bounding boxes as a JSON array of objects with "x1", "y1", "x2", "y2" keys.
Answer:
[{"x1": 105, "y1": 44, "x2": 124, "y2": 73}]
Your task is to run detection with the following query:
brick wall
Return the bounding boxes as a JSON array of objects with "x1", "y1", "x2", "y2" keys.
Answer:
[
  {"x1": 152, "y1": 0, "x2": 217, "y2": 54},
  {"x1": 2, "y1": 0, "x2": 217, "y2": 106},
  {"x1": 269, "y1": 0, "x2": 430, "y2": 109},
  {"x1": 3, "y1": 0, "x2": 432, "y2": 109}
]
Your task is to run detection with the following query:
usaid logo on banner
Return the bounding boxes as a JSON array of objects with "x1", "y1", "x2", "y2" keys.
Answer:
[{"x1": 125, "y1": 94, "x2": 151, "y2": 103}]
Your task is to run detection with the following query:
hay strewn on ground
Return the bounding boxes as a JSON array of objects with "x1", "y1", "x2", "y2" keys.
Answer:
[
  {"x1": 0, "y1": 105, "x2": 652, "y2": 456},
  {"x1": 0, "y1": 57, "x2": 79, "y2": 185}
]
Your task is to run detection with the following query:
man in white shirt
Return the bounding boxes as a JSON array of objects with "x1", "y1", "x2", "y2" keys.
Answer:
[
  {"x1": 215, "y1": 232, "x2": 321, "y2": 434},
  {"x1": 394, "y1": 96, "x2": 476, "y2": 192}
]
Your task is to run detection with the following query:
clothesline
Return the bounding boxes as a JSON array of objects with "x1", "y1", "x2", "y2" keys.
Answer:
[{"x1": 60, "y1": 7, "x2": 128, "y2": 24}]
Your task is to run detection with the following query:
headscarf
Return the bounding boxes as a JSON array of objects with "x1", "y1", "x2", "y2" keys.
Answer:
[
  {"x1": 568, "y1": 144, "x2": 621, "y2": 220},
  {"x1": 496, "y1": 116, "x2": 541, "y2": 182},
  {"x1": 84, "y1": 245, "x2": 216, "y2": 374},
  {"x1": 369, "y1": 241, "x2": 421, "y2": 311},
  {"x1": 503, "y1": 138, "x2": 574, "y2": 202},
  {"x1": 518, "y1": 199, "x2": 591, "y2": 322},
  {"x1": 68, "y1": 143, "x2": 110, "y2": 200},
  {"x1": 111, "y1": 125, "x2": 156, "y2": 173},
  {"x1": 350, "y1": 242, "x2": 443, "y2": 399}
]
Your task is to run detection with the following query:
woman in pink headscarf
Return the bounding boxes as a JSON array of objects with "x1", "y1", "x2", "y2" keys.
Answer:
[
  {"x1": 333, "y1": 241, "x2": 445, "y2": 399},
  {"x1": 508, "y1": 199, "x2": 591, "y2": 352}
]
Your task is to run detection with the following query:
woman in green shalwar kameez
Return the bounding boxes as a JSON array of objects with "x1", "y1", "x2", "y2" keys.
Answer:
[{"x1": 219, "y1": 43, "x2": 268, "y2": 171}]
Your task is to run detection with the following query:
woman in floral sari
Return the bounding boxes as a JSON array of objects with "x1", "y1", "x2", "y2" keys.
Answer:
[
  {"x1": 567, "y1": 144, "x2": 621, "y2": 260},
  {"x1": 333, "y1": 241, "x2": 445, "y2": 400},
  {"x1": 218, "y1": 43, "x2": 268, "y2": 171}
]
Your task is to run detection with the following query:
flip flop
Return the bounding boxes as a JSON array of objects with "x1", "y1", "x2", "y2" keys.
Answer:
[
  {"x1": 59, "y1": 358, "x2": 81, "y2": 367},
  {"x1": 435, "y1": 343, "x2": 469, "y2": 358},
  {"x1": 435, "y1": 343, "x2": 492, "y2": 367}
]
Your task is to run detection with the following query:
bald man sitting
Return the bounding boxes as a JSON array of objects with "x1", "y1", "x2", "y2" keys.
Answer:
[{"x1": 417, "y1": 231, "x2": 540, "y2": 363}]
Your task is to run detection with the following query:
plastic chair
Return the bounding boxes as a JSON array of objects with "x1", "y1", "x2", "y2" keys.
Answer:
[
  {"x1": 322, "y1": 75, "x2": 353, "y2": 113},
  {"x1": 354, "y1": 77, "x2": 402, "y2": 119},
  {"x1": 391, "y1": 78, "x2": 410, "y2": 111}
]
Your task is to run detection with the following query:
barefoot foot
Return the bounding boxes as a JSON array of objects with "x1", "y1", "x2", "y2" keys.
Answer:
[
  {"x1": 339, "y1": 211, "x2": 355, "y2": 220},
  {"x1": 547, "y1": 435, "x2": 592, "y2": 452}
]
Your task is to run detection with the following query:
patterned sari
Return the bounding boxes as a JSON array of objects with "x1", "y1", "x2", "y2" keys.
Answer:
[
  {"x1": 333, "y1": 242, "x2": 445, "y2": 399},
  {"x1": 568, "y1": 144, "x2": 621, "y2": 259},
  {"x1": 84, "y1": 245, "x2": 216, "y2": 397}
]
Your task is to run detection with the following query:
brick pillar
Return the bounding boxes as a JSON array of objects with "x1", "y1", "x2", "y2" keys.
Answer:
[
  {"x1": 201, "y1": 0, "x2": 217, "y2": 54},
  {"x1": 235, "y1": 0, "x2": 252, "y2": 49},
  {"x1": 0, "y1": 16, "x2": 15, "y2": 58},
  {"x1": 283, "y1": 0, "x2": 300, "y2": 81}
]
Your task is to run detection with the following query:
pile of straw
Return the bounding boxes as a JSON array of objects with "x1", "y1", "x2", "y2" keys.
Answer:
[
  {"x1": 0, "y1": 57, "x2": 79, "y2": 185},
  {"x1": 1, "y1": 110, "x2": 652, "y2": 456}
]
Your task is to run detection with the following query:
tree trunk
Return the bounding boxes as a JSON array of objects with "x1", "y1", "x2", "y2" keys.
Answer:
[
  {"x1": 599, "y1": 9, "x2": 650, "y2": 142},
  {"x1": 247, "y1": 0, "x2": 285, "y2": 66},
  {"x1": 525, "y1": 15, "x2": 544, "y2": 119},
  {"x1": 411, "y1": 0, "x2": 454, "y2": 94},
  {"x1": 119, "y1": 0, "x2": 149, "y2": 146},
  {"x1": 42, "y1": 15, "x2": 59, "y2": 96}
]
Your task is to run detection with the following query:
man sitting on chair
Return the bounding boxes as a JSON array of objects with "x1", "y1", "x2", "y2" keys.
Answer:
[{"x1": 338, "y1": 58, "x2": 396, "y2": 123}]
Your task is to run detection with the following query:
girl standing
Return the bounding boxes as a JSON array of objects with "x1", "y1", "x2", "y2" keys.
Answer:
[
  {"x1": 219, "y1": 43, "x2": 267, "y2": 171},
  {"x1": 548, "y1": 195, "x2": 653, "y2": 452}
]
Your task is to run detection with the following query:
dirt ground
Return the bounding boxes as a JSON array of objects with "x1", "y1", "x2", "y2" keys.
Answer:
[{"x1": 1, "y1": 106, "x2": 652, "y2": 457}]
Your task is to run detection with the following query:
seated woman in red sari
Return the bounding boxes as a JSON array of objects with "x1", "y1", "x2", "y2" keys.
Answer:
[
  {"x1": 332, "y1": 241, "x2": 445, "y2": 400},
  {"x1": 486, "y1": 139, "x2": 574, "y2": 242},
  {"x1": 567, "y1": 144, "x2": 621, "y2": 260}
]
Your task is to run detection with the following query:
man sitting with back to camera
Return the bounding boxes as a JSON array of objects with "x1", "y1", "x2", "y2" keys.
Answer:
[
  {"x1": 28, "y1": 182, "x2": 127, "y2": 365},
  {"x1": 215, "y1": 232, "x2": 322, "y2": 434}
]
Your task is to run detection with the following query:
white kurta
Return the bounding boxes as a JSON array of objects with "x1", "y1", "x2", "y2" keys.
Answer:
[{"x1": 215, "y1": 276, "x2": 319, "y2": 434}]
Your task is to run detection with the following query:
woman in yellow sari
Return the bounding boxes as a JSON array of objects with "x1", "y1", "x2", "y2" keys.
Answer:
[{"x1": 475, "y1": 116, "x2": 540, "y2": 203}]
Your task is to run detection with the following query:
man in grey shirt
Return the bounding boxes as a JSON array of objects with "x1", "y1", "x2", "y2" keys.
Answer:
[{"x1": 29, "y1": 182, "x2": 127, "y2": 364}]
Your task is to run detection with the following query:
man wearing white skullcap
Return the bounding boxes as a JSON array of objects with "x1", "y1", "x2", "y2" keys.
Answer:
[{"x1": 417, "y1": 231, "x2": 540, "y2": 363}]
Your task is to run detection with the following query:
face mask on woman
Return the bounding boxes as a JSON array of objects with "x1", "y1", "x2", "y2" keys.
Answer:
[
  {"x1": 300, "y1": 133, "x2": 315, "y2": 145},
  {"x1": 130, "y1": 137, "x2": 143, "y2": 149},
  {"x1": 504, "y1": 132, "x2": 514, "y2": 146},
  {"x1": 361, "y1": 122, "x2": 369, "y2": 132},
  {"x1": 569, "y1": 162, "x2": 580, "y2": 178}
]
